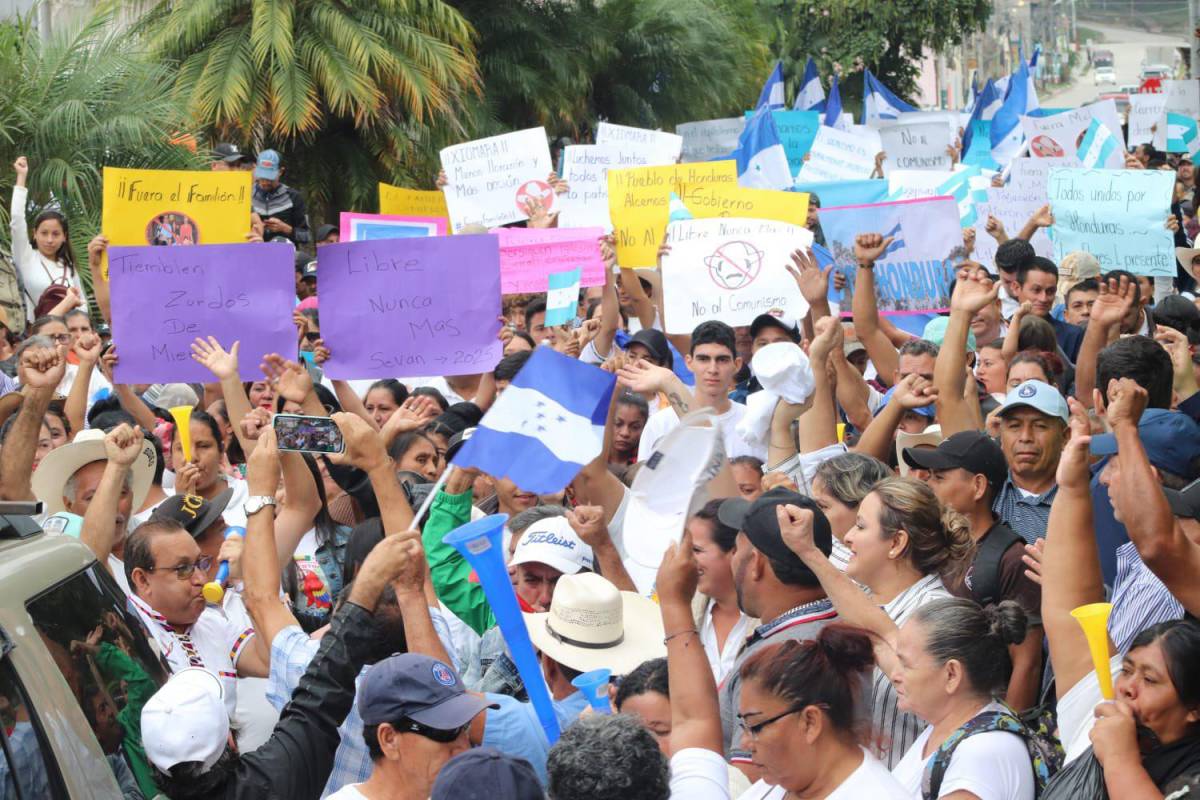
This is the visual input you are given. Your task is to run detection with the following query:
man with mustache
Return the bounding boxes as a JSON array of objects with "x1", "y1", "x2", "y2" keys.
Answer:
[{"x1": 992, "y1": 379, "x2": 1069, "y2": 546}]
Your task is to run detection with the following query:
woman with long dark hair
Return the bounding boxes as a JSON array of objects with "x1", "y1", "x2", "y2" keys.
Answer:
[{"x1": 11, "y1": 156, "x2": 87, "y2": 322}]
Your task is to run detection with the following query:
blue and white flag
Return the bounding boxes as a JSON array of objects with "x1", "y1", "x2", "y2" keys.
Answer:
[
  {"x1": 990, "y1": 61, "x2": 1030, "y2": 166},
  {"x1": 793, "y1": 57, "x2": 826, "y2": 111},
  {"x1": 1076, "y1": 118, "x2": 1120, "y2": 168},
  {"x1": 452, "y1": 347, "x2": 615, "y2": 493},
  {"x1": 756, "y1": 61, "x2": 786, "y2": 110},
  {"x1": 1166, "y1": 112, "x2": 1200, "y2": 157},
  {"x1": 824, "y1": 73, "x2": 850, "y2": 131},
  {"x1": 961, "y1": 79, "x2": 1000, "y2": 153},
  {"x1": 1024, "y1": 50, "x2": 1041, "y2": 112},
  {"x1": 732, "y1": 106, "x2": 793, "y2": 190},
  {"x1": 937, "y1": 165, "x2": 982, "y2": 227},
  {"x1": 862, "y1": 69, "x2": 915, "y2": 124},
  {"x1": 544, "y1": 268, "x2": 582, "y2": 327}
]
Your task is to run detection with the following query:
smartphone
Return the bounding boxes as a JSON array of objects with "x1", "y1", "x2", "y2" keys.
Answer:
[{"x1": 272, "y1": 414, "x2": 344, "y2": 454}]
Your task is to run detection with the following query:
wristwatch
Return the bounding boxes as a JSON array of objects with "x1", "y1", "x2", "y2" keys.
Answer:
[{"x1": 243, "y1": 496, "x2": 278, "y2": 516}]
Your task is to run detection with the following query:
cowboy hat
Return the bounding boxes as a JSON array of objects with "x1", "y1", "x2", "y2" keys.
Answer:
[
  {"x1": 32, "y1": 429, "x2": 158, "y2": 515},
  {"x1": 895, "y1": 424, "x2": 943, "y2": 477},
  {"x1": 524, "y1": 572, "x2": 665, "y2": 676},
  {"x1": 1176, "y1": 247, "x2": 1200, "y2": 276}
]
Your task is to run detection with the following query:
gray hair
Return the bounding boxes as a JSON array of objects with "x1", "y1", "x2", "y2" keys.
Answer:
[
  {"x1": 899, "y1": 338, "x2": 940, "y2": 359},
  {"x1": 546, "y1": 714, "x2": 669, "y2": 800},
  {"x1": 15, "y1": 334, "x2": 56, "y2": 358},
  {"x1": 812, "y1": 452, "x2": 891, "y2": 507},
  {"x1": 63, "y1": 461, "x2": 132, "y2": 504},
  {"x1": 911, "y1": 597, "x2": 1027, "y2": 698},
  {"x1": 509, "y1": 504, "x2": 568, "y2": 536}
]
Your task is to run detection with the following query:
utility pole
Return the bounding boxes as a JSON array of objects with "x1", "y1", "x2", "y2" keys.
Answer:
[{"x1": 1191, "y1": 0, "x2": 1199, "y2": 78}]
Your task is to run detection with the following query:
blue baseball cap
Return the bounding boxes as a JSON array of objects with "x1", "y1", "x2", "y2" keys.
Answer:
[
  {"x1": 995, "y1": 380, "x2": 1069, "y2": 423},
  {"x1": 431, "y1": 747, "x2": 543, "y2": 800},
  {"x1": 877, "y1": 385, "x2": 936, "y2": 418},
  {"x1": 1090, "y1": 409, "x2": 1200, "y2": 479},
  {"x1": 357, "y1": 653, "x2": 496, "y2": 728},
  {"x1": 254, "y1": 149, "x2": 282, "y2": 181}
]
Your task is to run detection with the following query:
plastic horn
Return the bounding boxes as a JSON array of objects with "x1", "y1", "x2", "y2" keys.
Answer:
[
  {"x1": 571, "y1": 668, "x2": 613, "y2": 714},
  {"x1": 169, "y1": 405, "x2": 195, "y2": 462},
  {"x1": 1070, "y1": 602, "x2": 1115, "y2": 700},
  {"x1": 202, "y1": 526, "x2": 246, "y2": 605},
  {"x1": 444, "y1": 514, "x2": 562, "y2": 744}
]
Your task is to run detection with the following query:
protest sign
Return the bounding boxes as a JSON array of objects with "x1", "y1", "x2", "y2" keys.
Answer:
[
  {"x1": 793, "y1": 179, "x2": 889, "y2": 207},
  {"x1": 607, "y1": 161, "x2": 738, "y2": 267},
  {"x1": 818, "y1": 196, "x2": 963, "y2": 313},
  {"x1": 378, "y1": 183, "x2": 450, "y2": 220},
  {"x1": 440, "y1": 127, "x2": 553, "y2": 232},
  {"x1": 1128, "y1": 94, "x2": 1168, "y2": 148},
  {"x1": 1047, "y1": 168, "x2": 1175, "y2": 276},
  {"x1": 1019, "y1": 100, "x2": 1124, "y2": 167},
  {"x1": 495, "y1": 227, "x2": 606, "y2": 295},
  {"x1": 878, "y1": 121, "x2": 953, "y2": 174},
  {"x1": 794, "y1": 126, "x2": 882, "y2": 182},
  {"x1": 558, "y1": 145, "x2": 655, "y2": 230},
  {"x1": 659, "y1": 218, "x2": 812, "y2": 334},
  {"x1": 545, "y1": 268, "x2": 582, "y2": 326},
  {"x1": 895, "y1": 110, "x2": 960, "y2": 135},
  {"x1": 675, "y1": 183, "x2": 808, "y2": 225},
  {"x1": 1008, "y1": 156, "x2": 1073, "y2": 201},
  {"x1": 677, "y1": 117, "x2": 745, "y2": 163},
  {"x1": 1163, "y1": 80, "x2": 1200, "y2": 118},
  {"x1": 886, "y1": 169, "x2": 958, "y2": 200},
  {"x1": 596, "y1": 122, "x2": 683, "y2": 164},
  {"x1": 318, "y1": 235, "x2": 503, "y2": 378},
  {"x1": 101, "y1": 168, "x2": 252, "y2": 280},
  {"x1": 108, "y1": 243, "x2": 294, "y2": 383},
  {"x1": 339, "y1": 212, "x2": 446, "y2": 241},
  {"x1": 744, "y1": 110, "x2": 821, "y2": 175},
  {"x1": 972, "y1": 186, "x2": 1055, "y2": 270}
]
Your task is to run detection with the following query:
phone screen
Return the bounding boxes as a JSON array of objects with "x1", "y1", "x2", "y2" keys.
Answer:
[{"x1": 272, "y1": 414, "x2": 344, "y2": 454}]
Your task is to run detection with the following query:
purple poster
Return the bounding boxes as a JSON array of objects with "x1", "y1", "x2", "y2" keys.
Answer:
[
  {"x1": 109, "y1": 243, "x2": 296, "y2": 383},
  {"x1": 318, "y1": 235, "x2": 503, "y2": 379}
]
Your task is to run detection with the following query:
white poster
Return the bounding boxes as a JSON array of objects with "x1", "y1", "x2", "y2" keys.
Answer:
[
  {"x1": 660, "y1": 218, "x2": 812, "y2": 334},
  {"x1": 879, "y1": 121, "x2": 954, "y2": 174},
  {"x1": 1019, "y1": 100, "x2": 1124, "y2": 167},
  {"x1": 887, "y1": 169, "x2": 959, "y2": 200},
  {"x1": 1008, "y1": 157, "x2": 1073, "y2": 202},
  {"x1": 677, "y1": 117, "x2": 746, "y2": 163},
  {"x1": 794, "y1": 125, "x2": 882, "y2": 182},
  {"x1": 1128, "y1": 94, "x2": 1169, "y2": 149},
  {"x1": 972, "y1": 185, "x2": 1055, "y2": 270},
  {"x1": 894, "y1": 110, "x2": 960, "y2": 136},
  {"x1": 596, "y1": 122, "x2": 683, "y2": 165},
  {"x1": 440, "y1": 127, "x2": 553, "y2": 232},
  {"x1": 1163, "y1": 80, "x2": 1200, "y2": 118},
  {"x1": 558, "y1": 144, "x2": 654, "y2": 230}
]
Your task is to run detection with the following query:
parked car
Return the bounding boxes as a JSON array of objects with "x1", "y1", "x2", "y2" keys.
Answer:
[{"x1": 1094, "y1": 66, "x2": 1117, "y2": 85}]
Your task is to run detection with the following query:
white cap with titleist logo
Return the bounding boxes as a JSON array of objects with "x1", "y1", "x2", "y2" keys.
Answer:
[{"x1": 510, "y1": 516, "x2": 593, "y2": 575}]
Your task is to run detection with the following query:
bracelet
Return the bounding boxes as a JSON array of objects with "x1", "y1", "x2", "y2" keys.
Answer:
[{"x1": 663, "y1": 629, "x2": 698, "y2": 645}]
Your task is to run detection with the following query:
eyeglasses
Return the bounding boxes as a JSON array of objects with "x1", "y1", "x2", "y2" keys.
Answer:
[
  {"x1": 737, "y1": 704, "x2": 810, "y2": 740},
  {"x1": 48, "y1": 333, "x2": 71, "y2": 344},
  {"x1": 146, "y1": 556, "x2": 213, "y2": 580},
  {"x1": 392, "y1": 717, "x2": 470, "y2": 743}
]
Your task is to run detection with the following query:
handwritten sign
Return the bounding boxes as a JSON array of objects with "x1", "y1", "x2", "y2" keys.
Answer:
[
  {"x1": 108, "y1": 243, "x2": 294, "y2": 383},
  {"x1": 339, "y1": 212, "x2": 445, "y2": 242},
  {"x1": 1047, "y1": 168, "x2": 1175, "y2": 276},
  {"x1": 318, "y1": 236, "x2": 503, "y2": 378},
  {"x1": 101, "y1": 168, "x2": 252, "y2": 280},
  {"x1": 1020, "y1": 100, "x2": 1124, "y2": 166},
  {"x1": 1128, "y1": 94, "x2": 1168, "y2": 148},
  {"x1": 558, "y1": 145, "x2": 654, "y2": 230},
  {"x1": 596, "y1": 122, "x2": 683, "y2": 164},
  {"x1": 744, "y1": 110, "x2": 821, "y2": 175},
  {"x1": 972, "y1": 187, "x2": 1055, "y2": 270},
  {"x1": 675, "y1": 184, "x2": 808, "y2": 225},
  {"x1": 795, "y1": 126, "x2": 882, "y2": 182},
  {"x1": 886, "y1": 169, "x2": 957, "y2": 200},
  {"x1": 878, "y1": 121, "x2": 953, "y2": 174},
  {"x1": 677, "y1": 117, "x2": 745, "y2": 163},
  {"x1": 1163, "y1": 80, "x2": 1200, "y2": 117},
  {"x1": 607, "y1": 161, "x2": 738, "y2": 267},
  {"x1": 660, "y1": 218, "x2": 812, "y2": 334},
  {"x1": 495, "y1": 227, "x2": 606, "y2": 294},
  {"x1": 1008, "y1": 157, "x2": 1072, "y2": 201},
  {"x1": 440, "y1": 127, "x2": 553, "y2": 232},
  {"x1": 378, "y1": 183, "x2": 450, "y2": 219},
  {"x1": 818, "y1": 196, "x2": 963, "y2": 313}
]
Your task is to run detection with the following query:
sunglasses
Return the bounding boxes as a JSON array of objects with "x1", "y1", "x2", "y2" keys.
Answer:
[{"x1": 391, "y1": 717, "x2": 469, "y2": 743}]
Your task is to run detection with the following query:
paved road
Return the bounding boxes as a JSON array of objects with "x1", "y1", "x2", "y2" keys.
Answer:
[{"x1": 1043, "y1": 21, "x2": 1189, "y2": 108}]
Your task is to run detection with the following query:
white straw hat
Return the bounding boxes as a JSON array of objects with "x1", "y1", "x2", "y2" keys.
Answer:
[{"x1": 32, "y1": 429, "x2": 157, "y2": 515}]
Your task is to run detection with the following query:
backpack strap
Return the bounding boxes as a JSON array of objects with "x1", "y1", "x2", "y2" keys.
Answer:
[
  {"x1": 922, "y1": 706, "x2": 1063, "y2": 800},
  {"x1": 969, "y1": 525, "x2": 1024, "y2": 607}
]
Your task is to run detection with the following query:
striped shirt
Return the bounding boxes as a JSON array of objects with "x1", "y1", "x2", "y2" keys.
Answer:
[
  {"x1": 1109, "y1": 541, "x2": 1184, "y2": 655},
  {"x1": 869, "y1": 574, "x2": 951, "y2": 768},
  {"x1": 992, "y1": 476, "x2": 1058, "y2": 545}
]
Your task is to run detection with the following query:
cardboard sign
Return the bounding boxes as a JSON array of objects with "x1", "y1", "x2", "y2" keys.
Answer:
[
  {"x1": 793, "y1": 179, "x2": 889, "y2": 207},
  {"x1": 660, "y1": 218, "x2": 812, "y2": 334},
  {"x1": 317, "y1": 235, "x2": 504, "y2": 378},
  {"x1": 378, "y1": 183, "x2": 450, "y2": 219},
  {"x1": 677, "y1": 117, "x2": 746, "y2": 163},
  {"x1": 339, "y1": 212, "x2": 445, "y2": 242},
  {"x1": 972, "y1": 187, "x2": 1055, "y2": 270},
  {"x1": 1008, "y1": 157, "x2": 1073, "y2": 201},
  {"x1": 607, "y1": 161, "x2": 738, "y2": 267},
  {"x1": 879, "y1": 121, "x2": 954, "y2": 174},
  {"x1": 1128, "y1": 94, "x2": 1168, "y2": 149},
  {"x1": 101, "y1": 168, "x2": 253, "y2": 280},
  {"x1": 440, "y1": 127, "x2": 553, "y2": 232},
  {"x1": 557, "y1": 145, "x2": 654, "y2": 230},
  {"x1": 794, "y1": 126, "x2": 882, "y2": 182},
  {"x1": 495, "y1": 227, "x2": 606, "y2": 295},
  {"x1": 886, "y1": 169, "x2": 958, "y2": 201},
  {"x1": 1019, "y1": 100, "x2": 1124, "y2": 167},
  {"x1": 675, "y1": 184, "x2": 808, "y2": 226},
  {"x1": 1163, "y1": 80, "x2": 1200, "y2": 117},
  {"x1": 108, "y1": 243, "x2": 294, "y2": 383},
  {"x1": 595, "y1": 122, "x2": 683, "y2": 164},
  {"x1": 744, "y1": 110, "x2": 821, "y2": 175}
]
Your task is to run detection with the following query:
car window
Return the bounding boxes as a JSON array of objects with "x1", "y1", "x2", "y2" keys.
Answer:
[
  {"x1": 0, "y1": 656, "x2": 61, "y2": 799},
  {"x1": 25, "y1": 565, "x2": 172, "y2": 799}
]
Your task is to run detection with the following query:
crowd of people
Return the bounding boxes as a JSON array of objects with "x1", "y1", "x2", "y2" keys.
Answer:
[{"x1": 0, "y1": 126, "x2": 1199, "y2": 800}]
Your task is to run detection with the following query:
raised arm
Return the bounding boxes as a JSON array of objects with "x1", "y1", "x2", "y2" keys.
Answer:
[
  {"x1": 329, "y1": 411, "x2": 415, "y2": 534},
  {"x1": 98, "y1": 347, "x2": 158, "y2": 432},
  {"x1": 851, "y1": 374, "x2": 937, "y2": 462},
  {"x1": 938, "y1": 266, "x2": 998, "y2": 436},
  {"x1": 191, "y1": 337, "x2": 255, "y2": 454},
  {"x1": 87, "y1": 236, "x2": 112, "y2": 325},
  {"x1": 786, "y1": 246, "x2": 832, "y2": 324},
  {"x1": 80, "y1": 425, "x2": 144, "y2": 569},
  {"x1": 1001, "y1": 302, "x2": 1031, "y2": 363},
  {"x1": 1, "y1": 341, "x2": 65, "y2": 500},
  {"x1": 851, "y1": 233, "x2": 900, "y2": 387},
  {"x1": 568, "y1": 505, "x2": 636, "y2": 592},
  {"x1": 590, "y1": 239, "x2": 622, "y2": 361},
  {"x1": 1076, "y1": 276, "x2": 1134, "y2": 408},
  {"x1": 1016, "y1": 204, "x2": 1053, "y2": 243},
  {"x1": 795, "y1": 317, "x2": 840, "y2": 457},
  {"x1": 422, "y1": 465, "x2": 495, "y2": 636},
  {"x1": 64, "y1": 332, "x2": 102, "y2": 437}
]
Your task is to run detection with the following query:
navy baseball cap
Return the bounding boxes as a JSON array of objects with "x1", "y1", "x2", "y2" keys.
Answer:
[
  {"x1": 431, "y1": 747, "x2": 542, "y2": 800},
  {"x1": 1090, "y1": 409, "x2": 1200, "y2": 480},
  {"x1": 996, "y1": 380, "x2": 1069, "y2": 423},
  {"x1": 903, "y1": 430, "x2": 1007, "y2": 489},
  {"x1": 876, "y1": 385, "x2": 936, "y2": 418},
  {"x1": 357, "y1": 654, "x2": 496, "y2": 728},
  {"x1": 1165, "y1": 478, "x2": 1200, "y2": 520},
  {"x1": 717, "y1": 487, "x2": 832, "y2": 568}
]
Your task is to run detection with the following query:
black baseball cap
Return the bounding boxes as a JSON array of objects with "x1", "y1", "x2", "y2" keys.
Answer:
[
  {"x1": 301, "y1": 260, "x2": 318, "y2": 281},
  {"x1": 902, "y1": 430, "x2": 1007, "y2": 488},
  {"x1": 431, "y1": 748, "x2": 542, "y2": 800},
  {"x1": 1165, "y1": 478, "x2": 1200, "y2": 521},
  {"x1": 150, "y1": 488, "x2": 233, "y2": 538},
  {"x1": 717, "y1": 487, "x2": 832, "y2": 569},
  {"x1": 625, "y1": 329, "x2": 673, "y2": 370},
  {"x1": 315, "y1": 223, "x2": 338, "y2": 242},
  {"x1": 211, "y1": 143, "x2": 252, "y2": 165},
  {"x1": 357, "y1": 653, "x2": 497, "y2": 728}
]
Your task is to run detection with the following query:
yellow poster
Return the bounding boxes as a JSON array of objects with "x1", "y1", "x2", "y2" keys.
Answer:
[
  {"x1": 607, "y1": 161, "x2": 738, "y2": 267},
  {"x1": 101, "y1": 168, "x2": 253, "y2": 280},
  {"x1": 678, "y1": 184, "x2": 809, "y2": 227},
  {"x1": 379, "y1": 182, "x2": 450, "y2": 220}
]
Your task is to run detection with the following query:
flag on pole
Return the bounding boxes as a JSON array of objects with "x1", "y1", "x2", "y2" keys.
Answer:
[
  {"x1": 862, "y1": 69, "x2": 916, "y2": 124},
  {"x1": 731, "y1": 106, "x2": 793, "y2": 189},
  {"x1": 961, "y1": 79, "x2": 1000, "y2": 153},
  {"x1": 452, "y1": 348, "x2": 615, "y2": 493},
  {"x1": 544, "y1": 268, "x2": 582, "y2": 327},
  {"x1": 1166, "y1": 112, "x2": 1200, "y2": 157},
  {"x1": 1076, "y1": 118, "x2": 1119, "y2": 168},
  {"x1": 1024, "y1": 48, "x2": 1041, "y2": 111},
  {"x1": 824, "y1": 73, "x2": 849, "y2": 130},
  {"x1": 990, "y1": 61, "x2": 1030, "y2": 166},
  {"x1": 793, "y1": 57, "x2": 826, "y2": 111},
  {"x1": 756, "y1": 61, "x2": 786, "y2": 110}
]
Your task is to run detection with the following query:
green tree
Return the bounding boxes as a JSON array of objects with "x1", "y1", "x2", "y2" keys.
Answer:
[
  {"x1": 0, "y1": 9, "x2": 199, "y2": 297},
  {"x1": 761, "y1": 0, "x2": 992, "y2": 111}
]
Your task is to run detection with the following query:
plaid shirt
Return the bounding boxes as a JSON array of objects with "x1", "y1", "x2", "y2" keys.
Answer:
[{"x1": 992, "y1": 476, "x2": 1058, "y2": 545}]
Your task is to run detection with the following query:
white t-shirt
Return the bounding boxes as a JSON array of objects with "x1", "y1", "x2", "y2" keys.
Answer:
[
  {"x1": 738, "y1": 749, "x2": 907, "y2": 799},
  {"x1": 638, "y1": 402, "x2": 762, "y2": 462},
  {"x1": 1056, "y1": 656, "x2": 1122, "y2": 766},
  {"x1": 324, "y1": 784, "x2": 368, "y2": 800},
  {"x1": 699, "y1": 598, "x2": 753, "y2": 684},
  {"x1": 670, "y1": 748, "x2": 730, "y2": 800},
  {"x1": 891, "y1": 702, "x2": 1035, "y2": 800}
]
